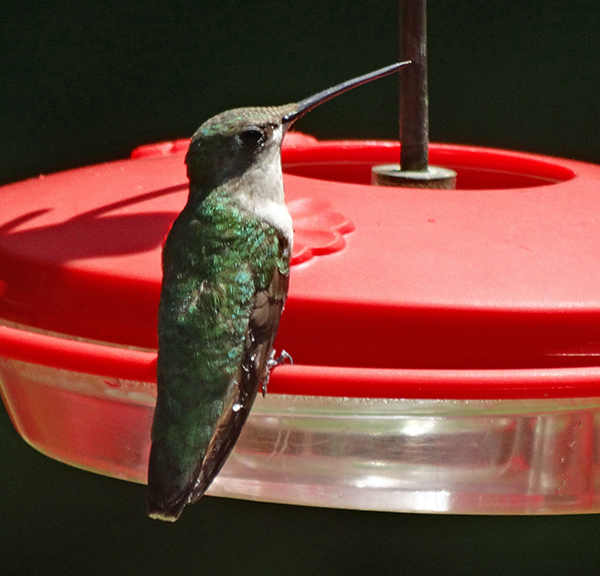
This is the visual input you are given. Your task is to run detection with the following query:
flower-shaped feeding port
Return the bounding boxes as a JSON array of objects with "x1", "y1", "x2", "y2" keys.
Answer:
[
  {"x1": 288, "y1": 197, "x2": 355, "y2": 265},
  {"x1": 2, "y1": 134, "x2": 600, "y2": 515}
]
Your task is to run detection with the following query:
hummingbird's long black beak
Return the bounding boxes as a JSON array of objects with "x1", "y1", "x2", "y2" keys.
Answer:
[{"x1": 282, "y1": 61, "x2": 411, "y2": 124}]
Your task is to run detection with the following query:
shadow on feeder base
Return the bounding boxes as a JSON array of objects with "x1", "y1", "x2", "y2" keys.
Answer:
[{"x1": 372, "y1": 164, "x2": 457, "y2": 189}]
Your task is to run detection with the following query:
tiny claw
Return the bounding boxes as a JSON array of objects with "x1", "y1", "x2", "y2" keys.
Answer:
[
  {"x1": 262, "y1": 350, "x2": 293, "y2": 396},
  {"x1": 268, "y1": 350, "x2": 293, "y2": 368}
]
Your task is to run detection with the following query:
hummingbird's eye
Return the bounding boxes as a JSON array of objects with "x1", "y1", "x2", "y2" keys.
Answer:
[{"x1": 239, "y1": 126, "x2": 266, "y2": 147}]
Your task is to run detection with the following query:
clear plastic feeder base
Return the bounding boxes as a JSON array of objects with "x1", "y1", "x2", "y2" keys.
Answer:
[{"x1": 2, "y1": 356, "x2": 600, "y2": 515}]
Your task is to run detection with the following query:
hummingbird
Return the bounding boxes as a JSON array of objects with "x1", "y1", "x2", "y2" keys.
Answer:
[{"x1": 147, "y1": 61, "x2": 410, "y2": 522}]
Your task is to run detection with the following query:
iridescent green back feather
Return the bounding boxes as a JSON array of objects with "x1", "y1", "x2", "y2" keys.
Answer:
[{"x1": 148, "y1": 187, "x2": 290, "y2": 520}]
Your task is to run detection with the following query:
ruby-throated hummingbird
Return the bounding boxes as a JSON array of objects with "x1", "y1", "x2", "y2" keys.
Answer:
[{"x1": 147, "y1": 61, "x2": 410, "y2": 521}]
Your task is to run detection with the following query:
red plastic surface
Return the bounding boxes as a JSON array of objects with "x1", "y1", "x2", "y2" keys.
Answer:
[{"x1": 2, "y1": 135, "x2": 600, "y2": 399}]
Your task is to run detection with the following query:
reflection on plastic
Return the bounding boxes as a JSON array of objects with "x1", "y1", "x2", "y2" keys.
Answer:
[{"x1": 2, "y1": 356, "x2": 600, "y2": 514}]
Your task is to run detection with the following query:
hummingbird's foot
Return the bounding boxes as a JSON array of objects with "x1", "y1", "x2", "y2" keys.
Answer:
[
  {"x1": 268, "y1": 349, "x2": 294, "y2": 368},
  {"x1": 262, "y1": 350, "x2": 293, "y2": 396}
]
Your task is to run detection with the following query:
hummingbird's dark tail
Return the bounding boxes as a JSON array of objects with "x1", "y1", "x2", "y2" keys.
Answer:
[
  {"x1": 146, "y1": 441, "x2": 199, "y2": 522},
  {"x1": 147, "y1": 494, "x2": 188, "y2": 523}
]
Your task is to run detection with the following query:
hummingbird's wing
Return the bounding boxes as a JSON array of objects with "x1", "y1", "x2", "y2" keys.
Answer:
[{"x1": 189, "y1": 261, "x2": 289, "y2": 503}]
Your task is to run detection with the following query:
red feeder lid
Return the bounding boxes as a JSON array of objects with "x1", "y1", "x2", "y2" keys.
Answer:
[{"x1": 1, "y1": 133, "x2": 600, "y2": 399}]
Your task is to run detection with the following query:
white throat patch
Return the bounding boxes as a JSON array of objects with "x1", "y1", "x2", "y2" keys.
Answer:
[{"x1": 233, "y1": 125, "x2": 293, "y2": 247}]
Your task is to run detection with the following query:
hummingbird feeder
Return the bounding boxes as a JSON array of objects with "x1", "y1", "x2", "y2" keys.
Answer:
[{"x1": 2, "y1": 0, "x2": 600, "y2": 515}]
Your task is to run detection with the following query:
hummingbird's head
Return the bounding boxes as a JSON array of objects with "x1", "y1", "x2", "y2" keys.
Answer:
[
  {"x1": 185, "y1": 62, "x2": 410, "y2": 194},
  {"x1": 185, "y1": 104, "x2": 297, "y2": 191}
]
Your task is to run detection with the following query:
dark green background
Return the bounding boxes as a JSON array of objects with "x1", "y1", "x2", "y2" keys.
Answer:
[{"x1": 2, "y1": 1, "x2": 600, "y2": 574}]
